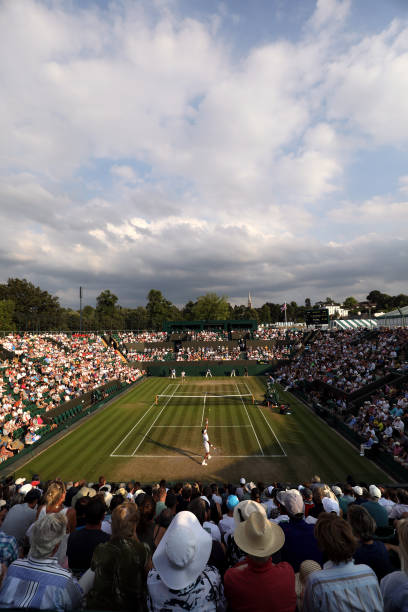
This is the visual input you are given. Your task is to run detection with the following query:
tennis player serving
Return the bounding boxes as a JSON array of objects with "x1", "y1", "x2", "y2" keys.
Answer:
[{"x1": 201, "y1": 418, "x2": 214, "y2": 466}]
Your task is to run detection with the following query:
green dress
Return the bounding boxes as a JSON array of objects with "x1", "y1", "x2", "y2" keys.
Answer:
[{"x1": 87, "y1": 537, "x2": 150, "y2": 611}]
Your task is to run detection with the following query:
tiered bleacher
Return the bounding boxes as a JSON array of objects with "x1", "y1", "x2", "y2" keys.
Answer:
[
  {"x1": 0, "y1": 334, "x2": 144, "y2": 462},
  {"x1": 0, "y1": 473, "x2": 407, "y2": 610}
]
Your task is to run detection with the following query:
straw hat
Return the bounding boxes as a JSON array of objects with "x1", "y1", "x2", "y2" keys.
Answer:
[
  {"x1": 295, "y1": 560, "x2": 322, "y2": 596},
  {"x1": 152, "y1": 511, "x2": 212, "y2": 590},
  {"x1": 234, "y1": 511, "x2": 285, "y2": 557},
  {"x1": 233, "y1": 500, "x2": 266, "y2": 527}
]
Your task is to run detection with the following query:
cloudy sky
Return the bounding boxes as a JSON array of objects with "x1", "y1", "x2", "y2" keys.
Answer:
[{"x1": 1, "y1": 0, "x2": 408, "y2": 309}]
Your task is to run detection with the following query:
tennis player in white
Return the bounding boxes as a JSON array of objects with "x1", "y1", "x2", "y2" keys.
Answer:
[{"x1": 201, "y1": 418, "x2": 212, "y2": 465}]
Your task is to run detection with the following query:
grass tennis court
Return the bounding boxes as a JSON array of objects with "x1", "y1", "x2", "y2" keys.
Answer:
[{"x1": 15, "y1": 377, "x2": 391, "y2": 485}]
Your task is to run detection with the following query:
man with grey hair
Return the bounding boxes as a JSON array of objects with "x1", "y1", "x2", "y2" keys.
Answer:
[{"x1": 0, "y1": 513, "x2": 82, "y2": 610}]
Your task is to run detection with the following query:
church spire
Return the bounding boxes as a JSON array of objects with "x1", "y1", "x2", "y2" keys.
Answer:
[{"x1": 248, "y1": 292, "x2": 252, "y2": 309}]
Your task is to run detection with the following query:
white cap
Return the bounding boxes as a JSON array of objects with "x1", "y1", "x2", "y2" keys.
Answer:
[
  {"x1": 369, "y1": 485, "x2": 381, "y2": 499},
  {"x1": 352, "y1": 486, "x2": 363, "y2": 496},
  {"x1": 322, "y1": 497, "x2": 340, "y2": 515},
  {"x1": 240, "y1": 478, "x2": 246, "y2": 485},
  {"x1": 19, "y1": 483, "x2": 33, "y2": 495}
]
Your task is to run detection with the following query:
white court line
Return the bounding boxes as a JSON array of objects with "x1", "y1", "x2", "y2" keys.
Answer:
[
  {"x1": 235, "y1": 384, "x2": 264, "y2": 456},
  {"x1": 131, "y1": 384, "x2": 180, "y2": 456},
  {"x1": 110, "y1": 382, "x2": 173, "y2": 456},
  {"x1": 152, "y1": 425, "x2": 251, "y2": 428},
  {"x1": 111, "y1": 454, "x2": 285, "y2": 458},
  {"x1": 244, "y1": 381, "x2": 286, "y2": 457}
]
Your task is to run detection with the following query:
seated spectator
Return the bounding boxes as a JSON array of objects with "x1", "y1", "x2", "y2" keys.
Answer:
[
  {"x1": 389, "y1": 489, "x2": 408, "y2": 520},
  {"x1": 219, "y1": 495, "x2": 238, "y2": 542},
  {"x1": 187, "y1": 497, "x2": 226, "y2": 574},
  {"x1": 348, "y1": 505, "x2": 393, "y2": 580},
  {"x1": 67, "y1": 496, "x2": 109, "y2": 576},
  {"x1": 1, "y1": 487, "x2": 41, "y2": 546},
  {"x1": 361, "y1": 485, "x2": 389, "y2": 528},
  {"x1": 136, "y1": 495, "x2": 156, "y2": 552},
  {"x1": 303, "y1": 513, "x2": 383, "y2": 611},
  {"x1": 147, "y1": 510, "x2": 226, "y2": 611},
  {"x1": 380, "y1": 519, "x2": 408, "y2": 612},
  {"x1": 277, "y1": 489, "x2": 323, "y2": 572},
  {"x1": 224, "y1": 511, "x2": 296, "y2": 612},
  {"x1": 0, "y1": 513, "x2": 82, "y2": 610},
  {"x1": 87, "y1": 503, "x2": 150, "y2": 611}
]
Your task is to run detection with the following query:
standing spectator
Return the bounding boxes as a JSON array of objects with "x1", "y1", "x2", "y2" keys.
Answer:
[
  {"x1": 147, "y1": 510, "x2": 225, "y2": 611},
  {"x1": 380, "y1": 519, "x2": 408, "y2": 612},
  {"x1": 303, "y1": 514, "x2": 383, "y2": 611},
  {"x1": 224, "y1": 511, "x2": 296, "y2": 612},
  {"x1": 219, "y1": 495, "x2": 238, "y2": 542},
  {"x1": 0, "y1": 514, "x2": 82, "y2": 610},
  {"x1": 87, "y1": 503, "x2": 150, "y2": 611},
  {"x1": 67, "y1": 496, "x2": 109, "y2": 576}
]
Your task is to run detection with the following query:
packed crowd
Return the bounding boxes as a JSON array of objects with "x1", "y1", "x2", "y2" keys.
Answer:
[
  {"x1": 115, "y1": 332, "x2": 168, "y2": 344},
  {"x1": 0, "y1": 474, "x2": 407, "y2": 610},
  {"x1": 247, "y1": 346, "x2": 291, "y2": 361},
  {"x1": 176, "y1": 346, "x2": 241, "y2": 361},
  {"x1": 185, "y1": 330, "x2": 229, "y2": 341},
  {"x1": 254, "y1": 328, "x2": 304, "y2": 341},
  {"x1": 345, "y1": 382, "x2": 408, "y2": 465},
  {"x1": 276, "y1": 328, "x2": 408, "y2": 394},
  {"x1": 0, "y1": 334, "x2": 143, "y2": 460},
  {"x1": 126, "y1": 348, "x2": 174, "y2": 362}
]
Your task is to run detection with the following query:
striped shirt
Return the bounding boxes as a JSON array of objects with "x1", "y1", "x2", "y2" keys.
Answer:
[
  {"x1": 302, "y1": 560, "x2": 383, "y2": 612},
  {"x1": 0, "y1": 556, "x2": 83, "y2": 611}
]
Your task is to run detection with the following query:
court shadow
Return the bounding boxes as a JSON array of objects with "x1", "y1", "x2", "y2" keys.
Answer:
[{"x1": 145, "y1": 436, "x2": 202, "y2": 465}]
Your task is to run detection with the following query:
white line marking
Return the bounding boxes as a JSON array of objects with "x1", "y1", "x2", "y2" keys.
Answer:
[
  {"x1": 235, "y1": 384, "x2": 264, "y2": 456},
  {"x1": 131, "y1": 384, "x2": 180, "y2": 455},
  {"x1": 152, "y1": 425, "x2": 251, "y2": 428},
  {"x1": 110, "y1": 383, "x2": 172, "y2": 456},
  {"x1": 243, "y1": 381, "x2": 287, "y2": 457},
  {"x1": 111, "y1": 454, "x2": 285, "y2": 458}
]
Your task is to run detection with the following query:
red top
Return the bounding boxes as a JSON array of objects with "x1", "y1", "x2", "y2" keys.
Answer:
[{"x1": 224, "y1": 557, "x2": 296, "y2": 612}]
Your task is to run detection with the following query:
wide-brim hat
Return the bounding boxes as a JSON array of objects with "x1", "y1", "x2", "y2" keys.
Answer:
[
  {"x1": 234, "y1": 511, "x2": 285, "y2": 557},
  {"x1": 153, "y1": 510, "x2": 212, "y2": 590},
  {"x1": 19, "y1": 483, "x2": 33, "y2": 495},
  {"x1": 15, "y1": 477, "x2": 26, "y2": 485},
  {"x1": 71, "y1": 486, "x2": 96, "y2": 508},
  {"x1": 233, "y1": 500, "x2": 266, "y2": 527}
]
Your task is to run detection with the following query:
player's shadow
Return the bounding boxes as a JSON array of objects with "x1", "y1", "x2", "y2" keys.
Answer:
[{"x1": 146, "y1": 437, "x2": 201, "y2": 464}]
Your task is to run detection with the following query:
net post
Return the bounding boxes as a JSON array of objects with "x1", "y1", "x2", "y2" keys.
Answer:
[
  {"x1": 155, "y1": 395, "x2": 158, "y2": 405},
  {"x1": 252, "y1": 395, "x2": 255, "y2": 404}
]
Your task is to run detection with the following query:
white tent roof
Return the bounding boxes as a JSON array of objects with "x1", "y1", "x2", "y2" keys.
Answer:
[{"x1": 331, "y1": 319, "x2": 377, "y2": 330}]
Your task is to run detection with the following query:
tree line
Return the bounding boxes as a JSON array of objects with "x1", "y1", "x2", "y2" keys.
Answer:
[{"x1": 0, "y1": 278, "x2": 407, "y2": 331}]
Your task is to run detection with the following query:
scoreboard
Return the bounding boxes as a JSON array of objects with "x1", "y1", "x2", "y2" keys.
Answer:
[{"x1": 305, "y1": 309, "x2": 329, "y2": 325}]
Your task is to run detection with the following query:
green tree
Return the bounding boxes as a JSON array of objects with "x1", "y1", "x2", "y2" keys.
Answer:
[
  {"x1": 258, "y1": 304, "x2": 271, "y2": 323},
  {"x1": 193, "y1": 293, "x2": 230, "y2": 320},
  {"x1": 0, "y1": 278, "x2": 62, "y2": 330},
  {"x1": 0, "y1": 300, "x2": 15, "y2": 331},
  {"x1": 343, "y1": 297, "x2": 358, "y2": 310},
  {"x1": 146, "y1": 290, "x2": 174, "y2": 329},
  {"x1": 182, "y1": 300, "x2": 197, "y2": 321}
]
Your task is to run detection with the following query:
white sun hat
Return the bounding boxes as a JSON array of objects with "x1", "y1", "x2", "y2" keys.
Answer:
[{"x1": 152, "y1": 510, "x2": 212, "y2": 590}]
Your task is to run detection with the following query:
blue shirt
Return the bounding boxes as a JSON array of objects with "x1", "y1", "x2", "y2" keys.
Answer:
[
  {"x1": 0, "y1": 556, "x2": 83, "y2": 611},
  {"x1": 303, "y1": 560, "x2": 383, "y2": 612},
  {"x1": 280, "y1": 518, "x2": 323, "y2": 572},
  {"x1": 0, "y1": 531, "x2": 18, "y2": 567}
]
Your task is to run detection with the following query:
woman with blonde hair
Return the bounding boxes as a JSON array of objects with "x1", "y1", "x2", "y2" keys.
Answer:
[
  {"x1": 86, "y1": 502, "x2": 150, "y2": 611},
  {"x1": 381, "y1": 519, "x2": 408, "y2": 612}
]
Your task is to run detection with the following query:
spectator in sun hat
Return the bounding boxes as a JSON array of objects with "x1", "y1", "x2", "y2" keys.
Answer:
[
  {"x1": 295, "y1": 560, "x2": 322, "y2": 611},
  {"x1": 236, "y1": 478, "x2": 246, "y2": 500},
  {"x1": 188, "y1": 497, "x2": 226, "y2": 574},
  {"x1": 147, "y1": 510, "x2": 226, "y2": 611},
  {"x1": 361, "y1": 485, "x2": 388, "y2": 528},
  {"x1": 224, "y1": 511, "x2": 296, "y2": 612},
  {"x1": 277, "y1": 490, "x2": 323, "y2": 572},
  {"x1": 219, "y1": 495, "x2": 238, "y2": 541},
  {"x1": 225, "y1": 500, "x2": 268, "y2": 568}
]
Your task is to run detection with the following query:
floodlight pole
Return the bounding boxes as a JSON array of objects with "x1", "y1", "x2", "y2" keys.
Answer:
[{"x1": 79, "y1": 286, "x2": 83, "y2": 333}]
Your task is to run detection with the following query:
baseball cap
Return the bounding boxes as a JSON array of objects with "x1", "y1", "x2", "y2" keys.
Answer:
[
  {"x1": 322, "y1": 497, "x2": 340, "y2": 515},
  {"x1": 239, "y1": 478, "x2": 246, "y2": 485},
  {"x1": 369, "y1": 485, "x2": 381, "y2": 499},
  {"x1": 276, "y1": 489, "x2": 304, "y2": 515},
  {"x1": 226, "y1": 495, "x2": 239, "y2": 510},
  {"x1": 332, "y1": 486, "x2": 342, "y2": 497},
  {"x1": 352, "y1": 486, "x2": 363, "y2": 497}
]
